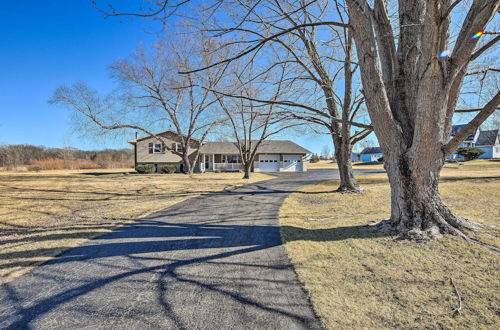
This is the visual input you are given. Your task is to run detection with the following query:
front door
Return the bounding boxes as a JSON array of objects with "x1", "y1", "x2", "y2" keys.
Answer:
[{"x1": 204, "y1": 155, "x2": 210, "y2": 171}]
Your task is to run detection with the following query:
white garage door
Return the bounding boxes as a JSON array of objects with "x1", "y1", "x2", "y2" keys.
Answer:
[
  {"x1": 282, "y1": 155, "x2": 303, "y2": 172},
  {"x1": 259, "y1": 155, "x2": 279, "y2": 172}
]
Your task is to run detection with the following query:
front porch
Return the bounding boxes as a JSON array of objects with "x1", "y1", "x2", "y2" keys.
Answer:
[{"x1": 200, "y1": 154, "x2": 244, "y2": 172}]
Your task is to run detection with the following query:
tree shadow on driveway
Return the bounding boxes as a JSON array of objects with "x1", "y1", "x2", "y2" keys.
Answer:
[
  {"x1": 0, "y1": 217, "x2": 391, "y2": 329},
  {"x1": 0, "y1": 169, "x2": 387, "y2": 329}
]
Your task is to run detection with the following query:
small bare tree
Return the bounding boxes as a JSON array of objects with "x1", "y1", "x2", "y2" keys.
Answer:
[
  {"x1": 51, "y1": 31, "x2": 227, "y2": 174},
  {"x1": 214, "y1": 63, "x2": 299, "y2": 179}
]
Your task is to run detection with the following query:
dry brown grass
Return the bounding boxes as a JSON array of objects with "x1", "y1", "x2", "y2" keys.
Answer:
[
  {"x1": 280, "y1": 162, "x2": 500, "y2": 329},
  {"x1": 308, "y1": 159, "x2": 386, "y2": 170},
  {"x1": 0, "y1": 169, "x2": 272, "y2": 284}
]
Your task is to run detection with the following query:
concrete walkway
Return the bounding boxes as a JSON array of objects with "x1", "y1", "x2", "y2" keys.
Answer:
[{"x1": 0, "y1": 169, "x2": 382, "y2": 329}]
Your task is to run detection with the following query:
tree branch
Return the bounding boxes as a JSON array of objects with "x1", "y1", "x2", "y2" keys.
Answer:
[
  {"x1": 444, "y1": 91, "x2": 500, "y2": 156},
  {"x1": 470, "y1": 35, "x2": 500, "y2": 62},
  {"x1": 179, "y1": 21, "x2": 348, "y2": 74}
]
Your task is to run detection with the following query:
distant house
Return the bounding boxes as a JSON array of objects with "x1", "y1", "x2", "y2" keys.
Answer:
[
  {"x1": 448, "y1": 125, "x2": 500, "y2": 159},
  {"x1": 351, "y1": 152, "x2": 361, "y2": 162},
  {"x1": 128, "y1": 130, "x2": 311, "y2": 173},
  {"x1": 359, "y1": 147, "x2": 383, "y2": 162}
]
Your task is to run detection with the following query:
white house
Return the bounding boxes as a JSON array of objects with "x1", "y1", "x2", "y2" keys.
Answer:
[
  {"x1": 448, "y1": 125, "x2": 500, "y2": 159},
  {"x1": 359, "y1": 147, "x2": 383, "y2": 162}
]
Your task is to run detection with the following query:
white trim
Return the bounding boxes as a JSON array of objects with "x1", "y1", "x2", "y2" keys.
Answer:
[{"x1": 153, "y1": 143, "x2": 163, "y2": 153}]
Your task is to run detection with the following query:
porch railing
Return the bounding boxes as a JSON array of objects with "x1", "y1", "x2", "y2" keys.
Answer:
[{"x1": 213, "y1": 163, "x2": 243, "y2": 171}]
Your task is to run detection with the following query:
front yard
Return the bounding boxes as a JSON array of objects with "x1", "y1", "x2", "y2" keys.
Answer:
[
  {"x1": 280, "y1": 160, "x2": 500, "y2": 329},
  {"x1": 0, "y1": 169, "x2": 272, "y2": 284}
]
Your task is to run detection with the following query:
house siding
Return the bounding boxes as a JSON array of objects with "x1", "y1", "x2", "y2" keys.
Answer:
[
  {"x1": 478, "y1": 146, "x2": 493, "y2": 159},
  {"x1": 360, "y1": 153, "x2": 383, "y2": 162},
  {"x1": 136, "y1": 131, "x2": 199, "y2": 164}
]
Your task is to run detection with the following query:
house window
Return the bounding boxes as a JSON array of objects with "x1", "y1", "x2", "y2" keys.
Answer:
[
  {"x1": 222, "y1": 155, "x2": 239, "y2": 163},
  {"x1": 148, "y1": 143, "x2": 153, "y2": 154},
  {"x1": 153, "y1": 143, "x2": 163, "y2": 153},
  {"x1": 172, "y1": 143, "x2": 184, "y2": 153}
]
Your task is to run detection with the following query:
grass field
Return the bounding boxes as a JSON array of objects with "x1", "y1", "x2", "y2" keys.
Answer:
[
  {"x1": 308, "y1": 158, "x2": 499, "y2": 171},
  {"x1": 280, "y1": 160, "x2": 500, "y2": 329},
  {"x1": 0, "y1": 169, "x2": 272, "y2": 284},
  {"x1": 309, "y1": 160, "x2": 386, "y2": 170}
]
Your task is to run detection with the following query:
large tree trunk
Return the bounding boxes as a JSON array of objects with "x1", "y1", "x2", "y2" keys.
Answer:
[
  {"x1": 343, "y1": 0, "x2": 500, "y2": 239},
  {"x1": 382, "y1": 147, "x2": 477, "y2": 240},
  {"x1": 333, "y1": 136, "x2": 360, "y2": 193},
  {"x1": 242, "y1": 162, "x2": 251, "y2": 179},
  {"x1": 182, "y1": 152, "x2": 193, "y2": 175}
]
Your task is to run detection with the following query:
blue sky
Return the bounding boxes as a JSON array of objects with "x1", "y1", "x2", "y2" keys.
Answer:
[{"x1": 0, "y1": 1, "x2": 367, "y2": 154}]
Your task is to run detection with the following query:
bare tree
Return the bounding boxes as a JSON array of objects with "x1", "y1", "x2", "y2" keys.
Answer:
[
  {"x1": 51, "y1": 31, "x2": 226, "y2": 174},
  {"x1": 193, "y1": 0, "x2": 372, "y2": 191},
  {"x1": 321, "y1": 145, "x2": 332, "y2": 160},
  {"x1": 214, "y1": 63, "x2": 299, "y2": 179},
  {"x1": 337, "y1": 0, "x2": 499, "y2": 239}
]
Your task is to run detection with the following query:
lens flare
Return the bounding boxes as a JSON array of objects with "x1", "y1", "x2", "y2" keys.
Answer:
[
  {"x1": 470, "y1": 31, "x2": 484, "y2": 40},
  {"x1": 439, "y1": 50, "x2": 451, "y2": 58}
]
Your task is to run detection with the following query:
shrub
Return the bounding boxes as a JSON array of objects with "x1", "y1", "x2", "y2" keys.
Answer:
[
  {"x1": 309, "y1": 153, "x2": 320, "y2": 163},
  {"x1": 29, "y1": 158, "x2": 65, "y2": 170},
  {"x1": 160, "y1": 164, "x2": 176, "y2": 174},
  {"x1": 27, "y1": 165, "x2": 42, "y2": 172},
  {"x1": 456, "y1": 147, "x2": 484, "y2": 161},
  {"x1": 28, "y1": 158, "x2": 101, "y2": 170},
  {"x1": 136, "y1": 164, "x2": 156, "y2": 174}
]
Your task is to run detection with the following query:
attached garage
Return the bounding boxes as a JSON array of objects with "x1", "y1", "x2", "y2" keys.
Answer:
[
  {"x1": 282, "y1": 155, "x2": 303, "y2": 172},
  {"x1": 258, "y1": 154, "x2": 280, "y2": 172}
]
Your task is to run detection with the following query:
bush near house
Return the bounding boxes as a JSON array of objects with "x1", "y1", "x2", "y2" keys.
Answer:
[
  {"x1": 456, "y1": 147, "x2": 485, "y2": 161},
  {"x1": 160, "y1": 164, "x2": 176, "y2": 174},
  {"x1": 135, "y1": 164, "x2": 156, "y2": 174},
  {"x1": 309, "y1": 153, "x2": 320, "y2": 163}
]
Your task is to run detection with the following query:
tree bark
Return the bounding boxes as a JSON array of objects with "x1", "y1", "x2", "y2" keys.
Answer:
[
  {"x1": 381, "y1": 146, "x2": 477, "y2": 239},
  {"x1": 182, "y1": 151, "x2": 193, "y2": 175},
  {"x1": 333, "y1": 136, "x2": 360, "y2": 193},
  {"x1": 243, "y1": 163, "x2": 251, "y2": 179}
]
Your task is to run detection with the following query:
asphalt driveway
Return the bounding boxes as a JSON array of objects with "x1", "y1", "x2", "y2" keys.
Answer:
[{"x1": 0, "y1": 169, "x2": 382, "y2": 329}]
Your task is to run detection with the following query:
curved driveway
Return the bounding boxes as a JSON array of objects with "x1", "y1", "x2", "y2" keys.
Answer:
[{"x1": 0, "y1": 169, "x2": 382, "y2": 329}]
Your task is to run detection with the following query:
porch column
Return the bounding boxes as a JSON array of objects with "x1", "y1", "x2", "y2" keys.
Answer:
[{"x1": 212, "y1": 153, "x2": 215, "y2": 171}]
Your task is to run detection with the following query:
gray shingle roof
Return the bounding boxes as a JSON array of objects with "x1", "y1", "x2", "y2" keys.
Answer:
[
  {"x1": 476, "y1": 129, "x2": 499, "y2": 146},
  {"x1": 451, "y1": 124, "x2": 478, "y2": 142},
  {"x1": 200, "y1": 140, "x2": 311, "y2": 154},
  {"x1": 360, "y1": 147, "x2": 382, "y2": 154}
]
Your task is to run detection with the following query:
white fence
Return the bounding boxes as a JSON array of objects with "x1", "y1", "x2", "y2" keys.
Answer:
[{"x1": 213, "y1": 163, "x2": 243, "y2": 171}]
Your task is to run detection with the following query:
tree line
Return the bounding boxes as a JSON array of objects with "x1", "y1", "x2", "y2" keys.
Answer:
[{"x1": 0, "y1": 144, "x2": 133, "y2": 170}]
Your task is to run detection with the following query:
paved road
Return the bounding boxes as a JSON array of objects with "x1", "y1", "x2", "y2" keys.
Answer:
[{"x1": 0, "y1": 169, "x2": 382, "y2": 330}]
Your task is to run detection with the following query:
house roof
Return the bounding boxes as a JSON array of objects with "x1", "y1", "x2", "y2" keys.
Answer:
[
  {"x1": 476, "y1": 129, "x2": 499, "y2": 146},
  {"x1": 360, "y1": 147, "x2": 382, "y2": 154},
  {"x1": 128, "y1": 130, "x2": 201, "y2": 144},
  {"x1": 200, "y1": 140, "x2": 311, "y2": 154},
  {"x1": 450, "y1": 124, "x2": 478, "y2": 142}
]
